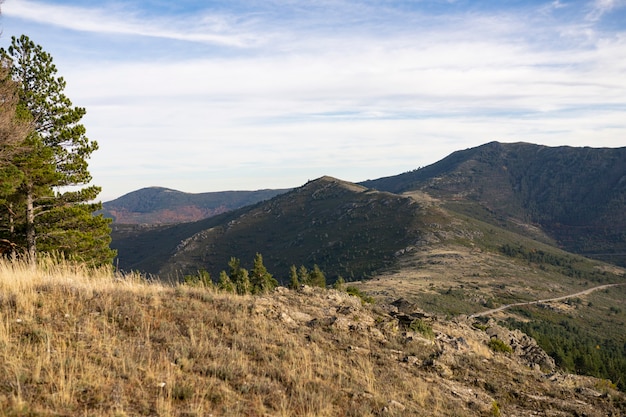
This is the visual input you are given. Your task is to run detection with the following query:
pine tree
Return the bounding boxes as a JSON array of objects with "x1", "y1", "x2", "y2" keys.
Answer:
[
  {"x1": 308, "y1": 264, "x2": 326, "y2": 288},
  {"x1": 0, "y1": 35, "x2": 115, "y2": 265},
  {"x1": 228, "y1": 257, "x2": 242, "y2": 279},
  {"x1": 218, "y1": 270, "x2": 235, "y2": 293},
  {"x1": 333, "y1": 276, "x2": 346, "y2": 291},
  {"x1": 250, "y1": 253, "x2": 277, "y2": 294},
  {"x1": 0, "y1": 66, "x2": 31, "y2": 175},
  {"x1": 227, "y1": 257, "x2": 251, "y2": 295},
  {"x1": 298, "y1": 265, "x2": 310, "y2": 286},
  {"x1": 235, "y1": 269, "x2": 251, "y2": 295},
  {"x1": 0, "y1": 67, "x2": 32, "y2": 255},
  {"x1": 288, "y1": 265, "x2": 299, "y2": 290}
]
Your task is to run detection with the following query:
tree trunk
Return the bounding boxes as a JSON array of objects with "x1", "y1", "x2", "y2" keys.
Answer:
[
  {"x1": 8, "y1": 202, "x2": 16, "y2": 260},
  {"x1": 25, "y1": 185, "x2": 36, "y2": 265}
]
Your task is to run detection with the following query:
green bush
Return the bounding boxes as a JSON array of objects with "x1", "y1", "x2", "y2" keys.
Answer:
[
  {"x1": 183, "y1": 269, "x2": 213, "y2": 288},
  {"x1": 345, "y1": 286, "x2": 374, "y2": 304},
  {"x1": 488, "y1": 337, "x2": 513, "y2": 354},
  {"x1": 409, "y1": 319, "x2": 434, "y2": 339},
  {"x1": 491, "y1": 400, "x2": 501, "y2": 417}
]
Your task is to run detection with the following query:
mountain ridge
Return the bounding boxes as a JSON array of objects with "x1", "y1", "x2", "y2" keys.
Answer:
[
  {"x1": 102, "y1": 186, "x2": 289, "y2": 224},
  {"x1": 114, "y1": 175, "x2": 425, "y2": 280},
  {"x1": 362, "y1": 141, "x2": 626, "y2": 266}
]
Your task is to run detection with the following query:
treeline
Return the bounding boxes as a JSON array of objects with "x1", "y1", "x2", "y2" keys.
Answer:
[
  {"x1": 499, "y1": 243, "x2": 573, "y2": 267},
  {"x1": 183, "y1": 253, "x2": 373, "y2": 302},
  {"x1": 0, "y1": 35, "x2": 114, "y2": 265},
  {"x1": 184, "y1": 253, "x2": 327, "y2": 294},
  {"x1": 499, "y1": 244, "x2": 612, "y2": 283}
]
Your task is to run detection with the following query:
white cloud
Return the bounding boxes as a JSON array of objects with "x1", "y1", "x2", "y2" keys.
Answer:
[
  {"x1": 586, "y1": 0, "x2": 626, "y2": 21},
  {"x1": 4, "y1": 0, "x2": 261, "y2": 47},
  {"x1": 2, "y1": 0, "x2": 625, "y2": 200}
]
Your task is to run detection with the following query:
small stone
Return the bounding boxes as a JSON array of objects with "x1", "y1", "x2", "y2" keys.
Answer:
[{"x1": 382, "y1": 399, "x2": 406, "y2": 414}]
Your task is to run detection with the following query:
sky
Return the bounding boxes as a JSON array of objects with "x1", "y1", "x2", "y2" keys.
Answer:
[{"x1": 1, "y1": 0, "x2": 625, "y2": 201}]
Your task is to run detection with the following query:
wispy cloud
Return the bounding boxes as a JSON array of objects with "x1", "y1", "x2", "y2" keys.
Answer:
[
  {"x1": 4, "y1": 0, "x2": 262, "y2": 47},
  {"x1": 1, "y1": 0, "x2": 625, "y2": 200},
  {"x1": 586, "y1": 0, "x2": 626, "y2": 21}
]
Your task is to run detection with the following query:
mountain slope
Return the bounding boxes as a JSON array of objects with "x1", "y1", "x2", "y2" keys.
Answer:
[
  {"x1": 116, "y1": 176, "x2": 430, "y2": 281},
  {"x1": 362, "y1": 141, "x2": 626, "y2": 266},
  {"x1": 102, "y1": 186, "x2": 288, "y2": 224}
]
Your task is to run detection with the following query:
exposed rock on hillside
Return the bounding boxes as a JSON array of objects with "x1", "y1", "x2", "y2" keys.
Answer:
[
  {"x1": 248, "y1": 285, "x2": 624, "y2": 416},
  {"x1": 3, "y1": 260, "x2": 623, "y2": 416},
  {"x1": 485, "y1": 321, "x2": 556, "y2": 371}
]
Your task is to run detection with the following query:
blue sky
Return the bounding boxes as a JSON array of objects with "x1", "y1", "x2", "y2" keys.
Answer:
[{"x1": 1, "y1": 0, "x2": 625, "y2": 201}]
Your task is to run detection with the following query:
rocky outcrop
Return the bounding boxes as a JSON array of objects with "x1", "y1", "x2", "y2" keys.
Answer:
[
  {"x1": 485, "y1": 321, "x2": 556, "y2": 372},
  {"x1": 247, "y1": 288, "x2": 623, "y2": 416}
]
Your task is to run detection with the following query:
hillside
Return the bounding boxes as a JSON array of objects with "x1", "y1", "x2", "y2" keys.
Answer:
[
  {"x1": 1, "y1": 259, "x2": 624, "y2": 416},
  {"x1": 113, "y1": 176, "x2": 429, "y2": 280},
  {"x1": 361, "y1": 141, "x2": 626, "y2": 267},
  {"x1": 352, "y1": 207, "x2": 626, "y2": 389},
  {"x1": 102, "y1": 186, "x2": 288, "y2": 224}
]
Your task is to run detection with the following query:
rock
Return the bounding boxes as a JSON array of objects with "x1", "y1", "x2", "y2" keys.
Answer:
[
  {"x1": 390, "y1": 298, "x2": 418, "y2": 313},
  {"x1": 403, "y1": 355, "x2": 421, "y2": 365},
  {"x1": 331, "y1": 316, "x2": 352, "y2": 331},
  {"x1": 436, "y1": 334, "x2": 470, "y2": 352},
  {"x1": 369, "y1": 327, "x2": 387, "y2": 343},
  {"x1": 486, "y1": 324, "x2": 555, "y2": 371},
  {"x1": 279, "y1": 311, "x2": 295, "y2": 325},
  {"x1": 576, "y1": 386, "x2": 603, "y2": 398},
  {"x1": 382, "y1": 399, "x2": 406, "y2": 414},
  {"x1": 290, "y1": 311, "x2": 313, "y2": 323}
]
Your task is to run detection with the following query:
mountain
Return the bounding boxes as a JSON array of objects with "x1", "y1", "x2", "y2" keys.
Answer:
[
  {"x1": 112, "y1": 142, "x2": 626, "y2": 276},
  {"x1": 362, "y1": 141, "x2": 626, "y2": 266},
  {"x1": 102, "y1": 186, "x2": 289, "y2": 224},
  {"x1": 112, "y1": 176, "x2": 429, "y2": 280}
]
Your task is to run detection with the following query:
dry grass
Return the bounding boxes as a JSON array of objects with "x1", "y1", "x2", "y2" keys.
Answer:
[
  {"x1": 0, "y1": 258, "x2": 438, "y2": 416},
  {"x1": 0, "y1": 258, "x2": 623, "y2": 416}
]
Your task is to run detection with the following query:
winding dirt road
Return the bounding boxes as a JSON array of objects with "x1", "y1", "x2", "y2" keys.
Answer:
[{"x1": 469, "y1": 282, "x2": 626, "y2": 319}]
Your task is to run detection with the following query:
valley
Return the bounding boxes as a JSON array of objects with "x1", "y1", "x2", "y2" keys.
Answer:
[{"x1": 469, "y1": 282, "x2": 626, "y2": 319}]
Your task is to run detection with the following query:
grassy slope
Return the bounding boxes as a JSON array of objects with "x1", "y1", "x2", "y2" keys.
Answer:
[
  {"x1": 108, "y1": 177, "x2": 626, "y2": 396},
  {"x1": 1, "y1": 259, "x2": 624, "y2": 416}
]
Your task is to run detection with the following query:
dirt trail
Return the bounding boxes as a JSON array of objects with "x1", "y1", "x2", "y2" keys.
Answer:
[{"x1": 469, "y1": 283, "x2": 626, "y2": 319}]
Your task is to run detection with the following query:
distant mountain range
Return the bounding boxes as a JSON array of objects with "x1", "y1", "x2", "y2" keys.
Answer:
[
  {"x1": 102, "y1": 187, "x2": 289, "y2": 224},
  {"x1": 109, "y1": 141, "x2": 626, "y2": 277}
]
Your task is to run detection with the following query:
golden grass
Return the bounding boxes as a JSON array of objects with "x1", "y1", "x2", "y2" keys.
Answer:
[
  {"x1": 0, "y1": 258, "x2": 428, "y2": 416},
  {"x1": 0, "y1": 258, "x2": 623, "y2": 416}
]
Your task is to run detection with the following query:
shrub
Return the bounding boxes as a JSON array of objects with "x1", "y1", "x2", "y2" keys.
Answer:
[
  {"x1": 488, "y1": 337, "x2": 513, "y2": 354},
  {"x1": 491, "y1": 400, "x2": 501, "y2": 416},
  {"x1": 409, "y1": 319, "x2": 434, "y2": 339},
  {"x1": 183, "y1": 269, "x2": 213, "y2": 288},
  {"x1": 345, "y1": 286, "x2": 374, "y2": 304}
]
